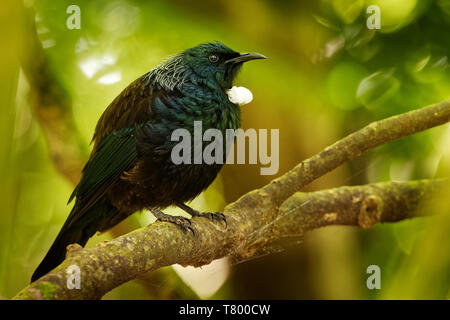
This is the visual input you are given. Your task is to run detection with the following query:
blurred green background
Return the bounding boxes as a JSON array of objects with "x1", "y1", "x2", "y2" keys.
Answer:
[{"x1": 1, "y1": 0, "x2": 449, "y2": 299}]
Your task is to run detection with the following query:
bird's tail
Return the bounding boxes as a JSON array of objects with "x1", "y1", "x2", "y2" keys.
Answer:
[{"x1": 31, "y1": 198, "x2": 118, "y2": 283}]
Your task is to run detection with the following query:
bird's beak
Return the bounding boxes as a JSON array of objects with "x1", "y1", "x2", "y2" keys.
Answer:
[{"x1": 225, "y1": 52, "x2": 267, "y2": 64}]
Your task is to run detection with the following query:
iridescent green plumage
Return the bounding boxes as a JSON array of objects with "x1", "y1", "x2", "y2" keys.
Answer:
[{"x1": 31, "y1": 42, "x2": 265, "y2": 282}]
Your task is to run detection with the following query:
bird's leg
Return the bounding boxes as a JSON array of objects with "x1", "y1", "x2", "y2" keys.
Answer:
[
  {"x1": 177, "y1": 202, "x2": 227, "y2": 227},
  {"x1": 150, "y1": 208, "x2": 194, "y2": 235}
]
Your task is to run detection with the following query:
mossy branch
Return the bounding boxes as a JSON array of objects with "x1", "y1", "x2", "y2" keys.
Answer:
[
  {"x1": 12, "y1": 98, "x2": 450, "y2": 299},
  {"x1": 12, "y1": 179, "x2": 443, "y2": 300}
]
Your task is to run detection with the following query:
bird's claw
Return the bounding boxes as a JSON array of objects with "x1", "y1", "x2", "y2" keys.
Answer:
[
  {"x1": 173, "y1": 216, "x2": 195, "y2": 235},
  {"x1": 194, "y1": 211, "x2": 227, "y2": 227},
  {"x1": 176, "y1": 203, "x2": 227, "y2": 228},
  {"x1": 155, "y1": 213, "x2": 195, "y2": 235}
]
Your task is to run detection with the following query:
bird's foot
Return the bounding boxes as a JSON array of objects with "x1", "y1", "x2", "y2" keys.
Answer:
[
  {"x1": 177, "y1": 203, "x2": 227, "y2": 227},
  {"x1": 192, "y1": 211, "x2": 227, "y2": 226},
  {"x1": 151, "y1": 209, "x2": 194, "y2": 235}
]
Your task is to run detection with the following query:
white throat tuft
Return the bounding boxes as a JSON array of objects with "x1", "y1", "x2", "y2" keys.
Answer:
[{"x1": 226, "y1": 86, "x2": 253, "y2": 106}]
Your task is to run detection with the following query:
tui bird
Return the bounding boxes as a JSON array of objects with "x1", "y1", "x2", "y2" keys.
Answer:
[{"x1": 31, "y1": 42, "x2": 266, "y2": 282}]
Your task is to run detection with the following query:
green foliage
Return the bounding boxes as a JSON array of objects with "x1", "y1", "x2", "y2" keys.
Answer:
[{"x1": 1, "y1": 0, "x2": 449, "y2": 299}]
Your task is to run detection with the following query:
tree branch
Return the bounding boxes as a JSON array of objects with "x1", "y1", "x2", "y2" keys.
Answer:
[
  {"x1": 263, "y1": 99, "x2": 450, "y2": 205},
  {"x1": 12, "y1": 98, "x2": 450, "y2": 299},
  {"x1": 12, "y1": 179, "x2": 442, "y2": 300},
  {"x1": 226, "y1": 99, "x2": 449, "y2": 261}
]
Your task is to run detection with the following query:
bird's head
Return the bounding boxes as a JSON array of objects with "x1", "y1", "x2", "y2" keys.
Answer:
[{"x1": 182, "y1": 42, "x2": 266, "y2": 90}]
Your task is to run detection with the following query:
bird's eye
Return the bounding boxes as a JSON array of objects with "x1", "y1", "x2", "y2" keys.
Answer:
[{"x1": 208, "y1": 54, "x2": 219, "y2": 63}]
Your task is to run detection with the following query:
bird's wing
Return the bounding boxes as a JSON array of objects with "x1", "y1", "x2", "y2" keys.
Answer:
[
  {"x1": 91, "y1": 75, "x2": 184, "y2": 151},
  {"x1": 90, "y1": 76, "x2": 153, "y2": 150},
  {"x1": 66, "y1": 127, "x2": 138, "y2": 228},
  {"x1": 67, "y1": 75, "x2": 182, "y2": 226}
]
